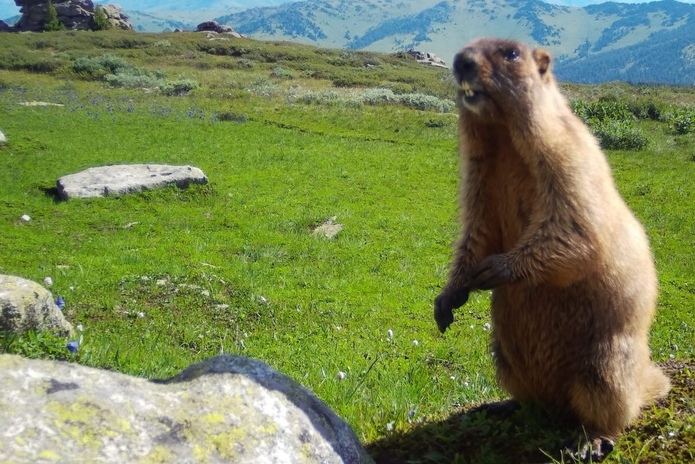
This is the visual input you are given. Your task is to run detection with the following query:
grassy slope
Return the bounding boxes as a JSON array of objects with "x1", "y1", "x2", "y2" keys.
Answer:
[{"x1": 0, "y1": 29, "x2": 693, "y2": 463}]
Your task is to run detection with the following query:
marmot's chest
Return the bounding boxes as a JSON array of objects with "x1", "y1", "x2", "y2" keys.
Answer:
[{"x1": 487, "y1": 152, "x2": 537, "y2": 250}]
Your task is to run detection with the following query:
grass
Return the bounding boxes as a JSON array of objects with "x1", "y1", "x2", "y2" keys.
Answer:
[{"x1": 0, "y1": 29, "x2": 694, "y2": 463}]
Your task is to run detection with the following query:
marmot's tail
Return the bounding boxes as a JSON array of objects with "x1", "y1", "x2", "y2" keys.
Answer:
[{"x1": 641, "y1": 363, "x2": 670, "y2": 404}]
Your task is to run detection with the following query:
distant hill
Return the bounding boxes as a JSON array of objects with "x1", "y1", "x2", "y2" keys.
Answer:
[
  {"x1": 212, "y1": 0, "x2": 695, "y2": 85},
  {"x1": 3, "y1": 0, "x2": 695, "y2": 84}
]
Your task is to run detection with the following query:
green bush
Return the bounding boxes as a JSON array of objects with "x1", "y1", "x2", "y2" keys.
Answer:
[
  {"x1": 270, "y1": 66, "x2": 295, "y2": 79},
  {"x1": 626, "y1": 99, "x2": 663, "y2": 121},
  {"x1": 590, "y1": 120, "x2": 648, "y2": 150},
  {"x1": 92, "y1": 6, "x2": 111, "y2": 31},
  {"x1": 663, "y1": 107, "x2": 695, "y2": 134},
  {"x1": 159, "y1": 79, "x2": 199, "y2": 96},
  {"x1": 73, "y1": 54, "x2": 131, "y2": 78},
  {"x1": 571, "y1": 98, "x2": 634, "y2": 123}
]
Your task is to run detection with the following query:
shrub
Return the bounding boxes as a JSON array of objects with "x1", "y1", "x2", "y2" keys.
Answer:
[
  {"x1": 590, "y1": 120, "x2": 648, "y2": 151},
  {"x1": 398, "y1": 93, "x2": 455, "y2": 113},
  {"x1": 73, "y1": 54, "x2": 130, "y2": 78},
  {"x1": 665, "y1": 108, "x2": 695, "y2": 135},
  {"x1": 91, "y1": 6, "x2": 111, "y2": 31},
  {"x1": 626, "y1": 99, "x2": 663, "y2": 121},
  {"x1": 159, "y1": 79, "x2": 199, "y2": 96},
  {"x1": 270, "y1": 66, "x2": 295, "y2": 79},
  {"x1": 571, "y1": 98, "x2": 634, "y2": 124}
]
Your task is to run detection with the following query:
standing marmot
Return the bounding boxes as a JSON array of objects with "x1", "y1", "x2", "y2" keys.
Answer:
[{"x1": 434, "y1": 37, "x2": 670, "y2": 461}]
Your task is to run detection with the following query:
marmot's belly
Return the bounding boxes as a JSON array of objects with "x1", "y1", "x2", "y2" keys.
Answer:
[{"x1": 490, "y1": 282, "x2": 620, "y2": 398}]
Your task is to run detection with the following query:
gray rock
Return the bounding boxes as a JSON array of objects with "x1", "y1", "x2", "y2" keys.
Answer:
[
  {"x1": 13, "y1": 1, "x2": 133, "y2": 32},
  {"x1": 197, "y1": 20, "x2": 236, "y2": 34},
  {"x1": 0, "y1": 129, "x2": 6, "y2": 143},
  {"x1": 56, "y1": 164, "x2": 208, "y2": 200},
  {"x1": 0, "y1": 275, "x2": 74, "y2": 337},
  {"x1": 0, "y1": 354, "x2": 373, "y2": 464},
  {"x1": 312, "y1": 216, "x2": 343, "y2": 239}
]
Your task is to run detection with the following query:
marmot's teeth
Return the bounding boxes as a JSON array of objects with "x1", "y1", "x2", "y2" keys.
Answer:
[{"x1": 461, "y1": 82, "x2": 475, "y2": 97}]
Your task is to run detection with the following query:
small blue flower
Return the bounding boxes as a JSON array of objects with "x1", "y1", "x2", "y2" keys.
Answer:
[
  {"x1": 66, "y1": 341, "x2": 80, "y2": 354},
  {"x1": 56, "y1": 296, "x2": 65, "y2": 310}
]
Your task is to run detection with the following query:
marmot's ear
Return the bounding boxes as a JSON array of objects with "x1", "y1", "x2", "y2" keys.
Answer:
[{"x1": 533, "y1": 48, "x2": 552, "y2": 78}]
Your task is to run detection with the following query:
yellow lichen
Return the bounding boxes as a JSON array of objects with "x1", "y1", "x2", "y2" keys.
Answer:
[
  {"x1": 141, "y1": 445, "x2": 173, "y2": 464},
  {"x1": 38, "y1": 450, "x2": 61, "y2": 460}
]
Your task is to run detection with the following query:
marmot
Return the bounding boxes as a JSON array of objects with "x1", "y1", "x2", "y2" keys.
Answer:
[{"x1": 434, "y1": 37, "x2": 670, "y2": 460}]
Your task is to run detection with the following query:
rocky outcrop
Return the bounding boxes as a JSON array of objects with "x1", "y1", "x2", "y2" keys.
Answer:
[
  {"x1": 13, "y1": 1, "x2": 133, "y2": 32},
  {"x1": 0, "y1": 275, "x2": 74, "y2": 337},
  {"x1": 197, "y1": 20, "x2": 244, "y2": 38},
  {"x1": 56, "y1": 164, "x2": 209, "y2": 200},
  {"x1": 407, "y1": 49, "x2": 447, "y2": 68},
  {"x1": 0, "y1": 354, "x2": 373, "y2": 463},
  {"x1": 98, "y1": 3, "x2": 132, "y2": 30}
]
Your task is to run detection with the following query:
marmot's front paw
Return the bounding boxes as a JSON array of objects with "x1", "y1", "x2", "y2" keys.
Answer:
[{"x1": 434, "y1": 288, "x2": 470, "y2": 333}]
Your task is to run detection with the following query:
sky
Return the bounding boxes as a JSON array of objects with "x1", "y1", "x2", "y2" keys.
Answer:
[{"x1": 2, "y1": 0, "x2": 695, "y2": 22}]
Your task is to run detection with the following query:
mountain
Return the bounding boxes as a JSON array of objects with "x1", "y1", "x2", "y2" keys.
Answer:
[{"x1": 212, "y1": 0, "x2": 695, "y2": 85}]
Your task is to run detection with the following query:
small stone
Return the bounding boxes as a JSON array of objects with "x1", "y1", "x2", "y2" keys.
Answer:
[
  {"x1": 43, "y1": 277, "x2": 53, "y2": 286},
  {"x1": 337, "y1": 371, "x2": 347, "y2": 380},
  {"x1": 20, "y1": 214, "x2": 30, "y2": 222}
]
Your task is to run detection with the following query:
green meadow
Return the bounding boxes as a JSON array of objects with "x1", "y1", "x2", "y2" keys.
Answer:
[{"x1": 0, "y1": 30, "x2": 693, "y2": 463}]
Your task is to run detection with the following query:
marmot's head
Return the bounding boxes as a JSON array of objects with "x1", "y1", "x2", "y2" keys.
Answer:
[{"x1": 452, "y1": 38, "x2": 553, "y2": 123}]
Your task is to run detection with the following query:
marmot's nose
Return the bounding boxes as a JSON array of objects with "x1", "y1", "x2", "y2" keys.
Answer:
[{"x1": 453, "y1": 49, "x2": 477, "y2": 83}]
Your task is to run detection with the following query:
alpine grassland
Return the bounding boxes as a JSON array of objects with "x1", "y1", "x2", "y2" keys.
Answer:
[{"x1": 0, "y1": 30, "x2": 693, "y2": 463}]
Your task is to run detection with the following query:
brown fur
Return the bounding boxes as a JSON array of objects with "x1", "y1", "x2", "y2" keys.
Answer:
[{"x1": 434, "y1": 37, "x2": 670, "y2": 449}]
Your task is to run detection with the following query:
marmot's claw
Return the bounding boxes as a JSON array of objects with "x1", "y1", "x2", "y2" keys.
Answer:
[
  {"x1": 562, "y1": 436, "x2": 615, "y2": 463},
  {"x1": 434, "y1": 289, "x2": 470, "y2": 333}
]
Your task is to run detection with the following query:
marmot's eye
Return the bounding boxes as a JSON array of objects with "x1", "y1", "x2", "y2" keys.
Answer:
[{"x1": 503, "y1": 48, "x2": 520, "y2": 61}]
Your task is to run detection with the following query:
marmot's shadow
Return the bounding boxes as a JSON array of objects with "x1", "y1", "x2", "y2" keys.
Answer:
[{"x1": 366, "y1": 400, "x2": 578, "y2": 464}]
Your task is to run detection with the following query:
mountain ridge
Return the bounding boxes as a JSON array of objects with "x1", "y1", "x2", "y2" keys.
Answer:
[{"x1": 213, "y1": 0, "x2": 695, "y2": 84}]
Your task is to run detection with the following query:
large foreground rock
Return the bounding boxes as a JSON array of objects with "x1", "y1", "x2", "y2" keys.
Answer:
[
  {"x1": 0, "y1": 354, "x2": 373, "y2": 463},
  {"x1": 0, "y1": 275, "x2": 73, "y2": 336},
  {"x1": 57, "y1": 164, "x2": 208, "y2": 200}
]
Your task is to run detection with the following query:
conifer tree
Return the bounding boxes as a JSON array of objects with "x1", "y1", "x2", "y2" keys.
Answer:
[{"x1": 44, "y1": 0, "x2": 64, "y2": 32}]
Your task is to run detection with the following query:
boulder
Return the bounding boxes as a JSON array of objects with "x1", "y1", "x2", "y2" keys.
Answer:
[
  {"x1": 0, "y1": 354, "x2": 373, "y2": 463},
  {"x1": 0, "y1": 275, "x2": 74, "y2": 337},
  {"x1": 56, "y1": 164, "x2": 209, "y2": 200},
  {"x1": 406, "y1": 49, "x2": 448, "y2": 68},
  {"x1": 13, "y1": 1, "x2": 133, "y2": 32},
  {"x1": 197, "y1": 20, "x2": 235, "y2": 34},
  {"x1": 99, "y1": 4, "x2": 133, "y2": 30}
]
